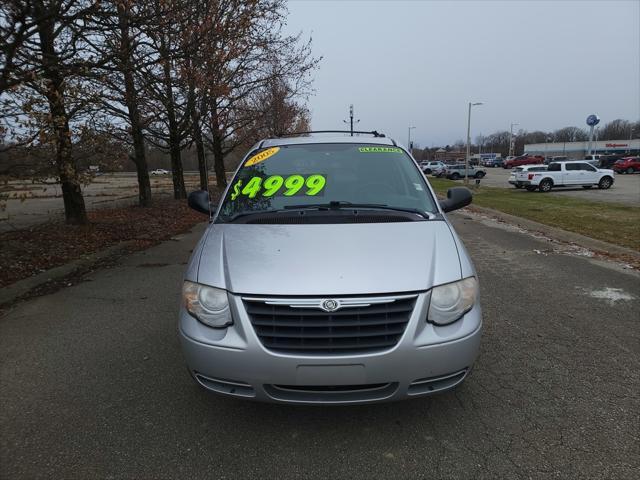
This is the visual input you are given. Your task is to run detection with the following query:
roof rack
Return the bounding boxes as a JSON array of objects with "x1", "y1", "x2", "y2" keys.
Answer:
[{"x1": 275, "y1": 130, "x2": 386, "y2": 138}]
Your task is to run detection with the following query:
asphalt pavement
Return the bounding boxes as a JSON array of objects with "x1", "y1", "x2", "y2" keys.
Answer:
[{"x1": 1, "y1": 214, "x2": 639, "y2": 479}]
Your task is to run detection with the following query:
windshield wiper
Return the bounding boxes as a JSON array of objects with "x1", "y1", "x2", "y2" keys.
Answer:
[
  {"x1": 284, "y1": 201, "x2": 433, "y2": 219},
  {"x1": 219, "y1": 209, "x2": 287, "y2": 222}
]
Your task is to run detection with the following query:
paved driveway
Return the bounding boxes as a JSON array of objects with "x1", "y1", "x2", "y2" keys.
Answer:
[{"x1": 1, "y1": 214, "x2": 638, "y2": 479}]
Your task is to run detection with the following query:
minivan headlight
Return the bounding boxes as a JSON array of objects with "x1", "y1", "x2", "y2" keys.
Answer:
[
  {"x1": 428, "y1": 277, "x2": 478, "y2": 325},
  {"x1": 182, "y1": 281, "x2": 232, "y2": 328}
]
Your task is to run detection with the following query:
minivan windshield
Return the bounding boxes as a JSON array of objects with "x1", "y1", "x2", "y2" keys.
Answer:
[{"x1": 218, "y1": 143, "x2": 437, "y2": 221}]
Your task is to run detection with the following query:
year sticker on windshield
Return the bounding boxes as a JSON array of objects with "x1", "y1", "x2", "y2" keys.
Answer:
[{"x1": 230, "y1": 174, "x2": 327, "y2": 200}]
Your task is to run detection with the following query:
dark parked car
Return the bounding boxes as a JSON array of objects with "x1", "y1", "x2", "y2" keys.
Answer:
[
  {"x1": 503, "y1": 155, "x2": 544, "y2": 169},
  {"x1": 484, "y1": 157, "x2": 504, "y2": 168},
  {"x1": 613, "y1": 157, "x2": 640, "y2": 174},
  {"x1": 599, "y1": 155, "x2": 624, "y2": 169}
]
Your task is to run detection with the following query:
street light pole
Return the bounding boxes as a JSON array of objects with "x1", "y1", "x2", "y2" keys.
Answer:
[
  {"x1": 466, "y1": 102, "x2": 483, "y2": 186},
  {"x1": 509, "y1": 122, "x2": 519, "y2": 157},
  {"x1": 408, "y1": 126, "x2": 416, "y2": 153}
]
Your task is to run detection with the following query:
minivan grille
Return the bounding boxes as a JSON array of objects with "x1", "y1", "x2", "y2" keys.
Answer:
[{"x1": 243, "y1": 295, "x2": 416, "y2": 355}]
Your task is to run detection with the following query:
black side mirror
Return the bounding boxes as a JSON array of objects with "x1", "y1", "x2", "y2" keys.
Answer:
[
  {"x1": 188, "y1": 190, "x2": 215, "y2": 215},
  {"x1": 439, "y1": 187, "x2": 472, "y2": 213}
]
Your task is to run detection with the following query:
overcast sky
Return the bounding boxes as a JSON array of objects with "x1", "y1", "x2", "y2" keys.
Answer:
[{"x1": 286, "y1": 0, "x2": 640, "y2": 147}]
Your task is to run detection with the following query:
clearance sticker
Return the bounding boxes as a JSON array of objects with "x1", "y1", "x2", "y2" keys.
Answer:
[
  {"x1": 358, "y1": 147, "x2": 403, "y2": 153},
  {"x1": 245, "y1": 147, "x2": 280, "y2": 166}
]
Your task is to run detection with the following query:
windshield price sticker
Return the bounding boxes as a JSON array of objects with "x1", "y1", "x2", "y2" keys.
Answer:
[
  {"x1": 358, "y1": 147, "x2": 403, "y2": 153},
  {"x1": 230, "y1": 174, "x2": 326, "y2": 200},
  {"x1": 244, "y1": 147, "x2": 280, "y2": 167}
]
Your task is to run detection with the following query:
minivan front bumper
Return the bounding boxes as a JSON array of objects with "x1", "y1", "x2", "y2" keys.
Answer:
[{"x1": 179, "y1": 291, "x2": 482, "y2": 405}]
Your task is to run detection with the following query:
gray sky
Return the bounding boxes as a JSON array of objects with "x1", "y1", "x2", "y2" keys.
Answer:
[{"x1": 286, "y1": 0, "x2": 640, "y2": 147}]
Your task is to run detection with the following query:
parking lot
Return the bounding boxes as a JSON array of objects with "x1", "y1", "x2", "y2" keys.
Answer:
[
  {"x1": 0, "y1": 173, "x2": 205, "y2": 232},
  {"x1": 1, "y1": 213, "x2": 638, "y2": 479},
  {"x1": 460, "y1": 167, "x2": 639, "y2": 205}
]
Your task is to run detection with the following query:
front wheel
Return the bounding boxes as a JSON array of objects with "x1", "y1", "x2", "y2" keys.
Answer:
[
  {"x1": 451, "y1": 173, "x2": 460, "y2": 180},
  {"x1": 626, "y1": 167, "x2": 634, "y2": 174},
  {"x1": 475, "y1": 171, "x2": 485, "y2": 179},
  {"x1": 539, "y1": 179, "x2": 553, "y2": 192},
  {"x1": 598, "y1": 176, "x2": 613, "y2": 189}
]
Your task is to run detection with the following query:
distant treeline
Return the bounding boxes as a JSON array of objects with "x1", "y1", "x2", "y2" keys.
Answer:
[{"x1": 411, "y1": 119, "x2": 640, "y2": 159}]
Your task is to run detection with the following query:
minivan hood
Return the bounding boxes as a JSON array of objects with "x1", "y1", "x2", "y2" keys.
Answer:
[{"x1": 196, "y1": 221, "x2": 462, "y2": 296}]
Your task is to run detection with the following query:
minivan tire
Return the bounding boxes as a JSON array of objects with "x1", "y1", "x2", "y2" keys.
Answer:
[
  {"x1": 451, "y1": 173, "x2": 460, "y2": 180},
  {"x1": 475, "y1": 171, "x2": 485, "y2": 179}
]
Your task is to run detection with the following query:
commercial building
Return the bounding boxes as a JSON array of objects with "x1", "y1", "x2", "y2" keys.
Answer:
[
  {"x1": 434, "y1": 148, "x2": 466, "y2": 163},
  {"x1": 524, "y1": 139, "x2": 639, "y2": 159}
]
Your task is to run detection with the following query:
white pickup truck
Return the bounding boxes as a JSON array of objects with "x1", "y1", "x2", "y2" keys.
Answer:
[{"x1": 522, "y1": 161, "x2": 614, "y2": 192}]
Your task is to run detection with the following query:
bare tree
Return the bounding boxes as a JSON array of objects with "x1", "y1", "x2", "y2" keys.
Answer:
[
  {"x1": 599, "y1": 119, "x2": 633, "y2": 141},
  {"x1": 91, "y1": 0, "x2": 156, "y2": 206},
  {"x1": 553, "y1": 126, "x2": 587, "y2": 143},
  {"x1": 2, "y1": 0, "x2": 107, "y2": 224},
  {"x1": 188, "y1": 0, "x2": 319, "y2": 188}
]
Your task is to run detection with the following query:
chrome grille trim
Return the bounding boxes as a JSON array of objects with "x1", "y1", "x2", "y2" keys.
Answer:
[{"x1": 242, "y1": 294, "x2": 417, "y2": 355}]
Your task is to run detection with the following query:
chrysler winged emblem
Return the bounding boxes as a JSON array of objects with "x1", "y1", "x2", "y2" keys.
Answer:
[{"x1": 320, "y1": 299, "x2": 340, "y2": 312}]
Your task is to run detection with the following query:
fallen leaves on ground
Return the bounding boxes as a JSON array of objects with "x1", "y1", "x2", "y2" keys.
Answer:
[{"x1": 0, "y1": 198, "x2": 213, "y2": 288}]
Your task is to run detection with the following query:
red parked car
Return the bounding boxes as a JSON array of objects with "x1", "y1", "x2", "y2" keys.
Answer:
[
  {"x1": 612, "y1": 157, "x2": 640, "y2": 174},
  {"x1": 503, "y1": 155, "x2": 544, "y2": 169}
]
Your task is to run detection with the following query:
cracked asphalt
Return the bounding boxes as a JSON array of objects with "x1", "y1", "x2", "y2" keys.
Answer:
[{"x1": 1, "y1": 213, "x2": 639, "y2": 479}]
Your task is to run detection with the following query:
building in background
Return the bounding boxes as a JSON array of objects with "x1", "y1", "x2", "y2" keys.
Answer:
[
  {"x1": 524, "y1": 139, "x2": 640, "y2": 159},
  {"x1": 434, "y1": 148, "x2": 466, "y2": 163}
]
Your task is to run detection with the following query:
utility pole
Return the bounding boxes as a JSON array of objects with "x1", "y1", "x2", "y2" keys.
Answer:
[
  {"x1": 408, "y1": 126, "x2": 416, "y2": 153},
  {"x1": 509, "y1": 122, "x2": 519, "y2": 157},
  {"x1": 466, "y1": 102, "x2": 483, "y2": 186},
  {"x1": 343, "y1": 104, "x2": 360, "y2": 136}
]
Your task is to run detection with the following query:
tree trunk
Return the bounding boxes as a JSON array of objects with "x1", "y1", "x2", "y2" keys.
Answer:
[
  {"x1": 210, "y1": 102, "x2": 227, "y2": 188},
  {"x1": 191, "y1": 100, "x2": 208, "y2": 190},
  {"x1": 118, "y1": 4, "x2": 152, "y2": 207},
  {"x1": 34, "y1": 1, "x2": 87, "y2": 224},
  {"x1": 160, "y1": 35, "x2": 186, "y2": 199}
]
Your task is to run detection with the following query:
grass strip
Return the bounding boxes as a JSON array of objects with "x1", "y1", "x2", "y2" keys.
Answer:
[{"x1": 428, "y1": 177, "x2": 640, "y2": 251}]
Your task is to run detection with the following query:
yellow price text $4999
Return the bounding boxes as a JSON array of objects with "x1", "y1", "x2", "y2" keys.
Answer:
[{"x1": 230, "y1": 174, "x2": 326, "y2": 200}]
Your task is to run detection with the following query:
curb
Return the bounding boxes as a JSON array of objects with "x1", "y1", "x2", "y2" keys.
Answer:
[
  {"x1": 464, "y1": 205, "x2": 640, "y2": 259},
  {"x1": 0, "y1": 241, "x2": 136, "y2": 307}
]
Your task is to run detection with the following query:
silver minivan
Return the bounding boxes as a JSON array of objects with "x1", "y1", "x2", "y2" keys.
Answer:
[{"x1": 180, "y1": 133, "x2": 482, "y2": 404}]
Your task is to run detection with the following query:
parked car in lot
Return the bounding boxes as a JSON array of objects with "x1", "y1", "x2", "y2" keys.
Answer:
[
  {"x1": 598, "y1": 155, "x2": 624, "y2": 169},
  {"x1": 521, "y1": 161, "x2": 614, "y2": 192},
  {"x1": 445, "y1": 164, "x2": 486, "y2": 180},
  {"x1": 508, "y1": 165, "x2": 548, "y2": 188},
  {"x1": 584, "y1": 154, "x2": 602, "y2": 163},
  {"x1": 483, "y1": 157, "x2": 504, "y2": 168},
  {"x1": 181, "y1": 134, "x2": 482, "y2": 405},
  {"x1": 612, "y1": 156, "x2": 640, "y2": 174},
  {"x1": 544, "y1": 156, "x2": 568, "y2": 165},
  {"x1": 503, "y1": 155, "x2": 544, "y2": 169},
  {"x1": 151, "y1": 168, "x2": 170, "y2": 175},
  {"x1": 420, "y1": 161, "x2": 446, "y2": 175}
]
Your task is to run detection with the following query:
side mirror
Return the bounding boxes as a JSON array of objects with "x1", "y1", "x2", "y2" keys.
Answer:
[
  {"x1": 439, "y1": 187, "x2": 472, "y2": 213},
  {"x1": 188, "y1": 190, "x2": 215, "y2": 215}
]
